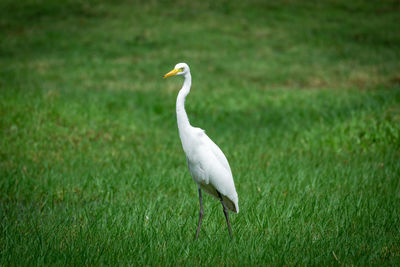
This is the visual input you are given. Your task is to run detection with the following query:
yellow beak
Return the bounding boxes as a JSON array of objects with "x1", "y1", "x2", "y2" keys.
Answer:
[{"x1": 163, "y1": 68, "x2": 180, "y2": 79}]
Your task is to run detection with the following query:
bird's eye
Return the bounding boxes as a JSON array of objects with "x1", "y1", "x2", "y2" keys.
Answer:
[{"x1": 178, "y1": 68, "x2": 184, "y2": 72}]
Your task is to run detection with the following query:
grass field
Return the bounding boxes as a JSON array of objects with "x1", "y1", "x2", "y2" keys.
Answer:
[{"x1": 1, "y1": 0, "x2": 400, "y2": 265}]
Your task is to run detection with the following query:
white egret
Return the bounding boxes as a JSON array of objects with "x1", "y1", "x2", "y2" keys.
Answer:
[{"x1": 163, "y1": 63, "x2": 239, "y2": 239}]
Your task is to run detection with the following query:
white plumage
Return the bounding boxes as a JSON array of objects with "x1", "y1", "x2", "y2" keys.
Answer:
[
  {"x1": 186, "y1": 128, "x2": 239, "y2": 212},
  {"x1": 164, "y1": 63, "x2": 238, "y2": 239}
]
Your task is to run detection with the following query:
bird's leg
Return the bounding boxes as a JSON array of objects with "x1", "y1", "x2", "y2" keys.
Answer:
[
  {"x1": 217, "y1": 191, "x2": 232, "y2": 239},
  {"x1": 195, "y1": 187, "x2": 204, "y2": 240}
]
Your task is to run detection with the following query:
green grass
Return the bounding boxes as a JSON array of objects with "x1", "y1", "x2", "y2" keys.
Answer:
[{"x1": 1, "y1": 0, "x2": 400, "y2": 265}]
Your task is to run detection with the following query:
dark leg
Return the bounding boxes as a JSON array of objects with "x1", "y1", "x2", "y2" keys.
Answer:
[
  {"x1": 195, "y1": 187, "x2": 204, "y2": 240},
  {"x1": 217, "y1": 191, "x2": 232, "y2": 238}
]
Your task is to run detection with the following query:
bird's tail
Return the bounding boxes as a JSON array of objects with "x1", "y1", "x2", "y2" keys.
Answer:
[
  {"x1": 200, "y1": 184, "x2": 239, "y2": 213},
  {"x1": 222, "y1": 194, "x2": 239, "y2": 213}
]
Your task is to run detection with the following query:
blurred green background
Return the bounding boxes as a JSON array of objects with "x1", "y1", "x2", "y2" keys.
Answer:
[{"x1": 1, "y1": 0, "x2": 399, "y2": 265}]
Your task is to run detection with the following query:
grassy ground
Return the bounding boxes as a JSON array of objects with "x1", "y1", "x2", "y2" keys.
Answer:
[{"x1": 1, "y1": 0, "x2": 400, "y2": 265}]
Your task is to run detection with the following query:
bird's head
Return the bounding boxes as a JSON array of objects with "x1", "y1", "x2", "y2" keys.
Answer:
[{"x1": 163, "y1": 63, "x2": 190, "y2": 78}]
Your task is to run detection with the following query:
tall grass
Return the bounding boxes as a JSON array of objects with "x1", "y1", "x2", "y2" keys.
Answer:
[{"x1": 1, "y1": 0, "x2": 399, "y2": 265}]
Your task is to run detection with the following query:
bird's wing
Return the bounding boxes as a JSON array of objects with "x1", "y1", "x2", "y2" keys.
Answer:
[
  {"x1": 199, "y1": 154, "x2": 239, "y2": 213},
  {"x1": 192, "y1": 128, "x2": 239, "y2": 213},
  {"x1": 196, "y1": 128, "x2": 232, "y2": 173}
]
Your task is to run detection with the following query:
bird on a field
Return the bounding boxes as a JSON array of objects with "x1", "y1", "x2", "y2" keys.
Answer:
[{"x1": 163, "y1": 63, "x2": 239, "y2": 239}]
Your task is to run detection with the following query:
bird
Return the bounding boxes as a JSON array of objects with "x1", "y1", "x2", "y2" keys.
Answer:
[{"x1": 163, "y1": 63, "x2": 239, "y2": 239}]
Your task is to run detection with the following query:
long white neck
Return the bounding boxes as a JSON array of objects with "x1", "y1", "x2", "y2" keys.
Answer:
[{"x1": 176, "y1": 72, "x2": 192, "y2": 132}]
